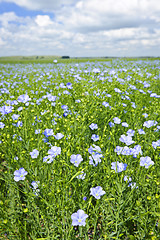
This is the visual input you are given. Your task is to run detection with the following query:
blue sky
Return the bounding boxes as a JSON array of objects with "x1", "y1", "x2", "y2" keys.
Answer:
[
  {"x1": 0, "y1": 0, "x2": 160, "y2": 57},
  {"x1": 0, "y1": 2, "x2": 54, "y2": 18}
]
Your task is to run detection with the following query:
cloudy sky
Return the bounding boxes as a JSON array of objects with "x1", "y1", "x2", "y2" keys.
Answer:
[{"x1": 0, "y1": 0, "x2": 160, "y2": 57}]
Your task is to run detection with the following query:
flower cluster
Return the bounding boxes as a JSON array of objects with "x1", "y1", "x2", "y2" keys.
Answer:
[
  {"x1": 111, "y1": 162, "x2": 127, "y2": 173},
  {"x1": 43, "y1": 146, "x2": 61, "y2": 163},
  {"x1": 140, "y1": 156, "x2": 154, "y2": 168},
  {"x1": 88, "y1": 145, "x2": 103, "y2": 166}
]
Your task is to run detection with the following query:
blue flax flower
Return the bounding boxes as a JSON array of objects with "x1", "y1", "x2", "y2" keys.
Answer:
[
  {"x1": 43, "y1": 129, "x2": 54, "y2": 138},
  {"x1": 154, "y1": 126, "x2": 160, "y2": 132},
  {"x1": 114, "y1": 88, "x2": 121, "y2": 93},
  {"x1": 47, "y1": 94, "x2": 56, "y2": 102},
  {"x1": 14, "y1": 168, "x2": 28, "y2": 182},
  {"x1": 114, "y1": 146, "x2": 123, "y2": 155},
  {"x1": 121, "y1": 146, "x2": 132, "y2": 155},
  {"x1": 113, "y1": 117, "x2": 121, "y2": 124},
  {"x1": 48, "y1": 146, "x2": 61, "y2": 157},
  {"x1": 126, "y1": 129, "x2": 135, "y2": 137},
  {"x1": 142, "y1": 113, "x2": 148, "y2": 118},
  {"x1": 63, "y1": 90, "x2": 70, "y2": 95},
  {"x1": 17, "y1": 94, "x2": 31, "y2": 103},
  {"x1": 54, "y1": 133, "x2": 64, "y2": 140},
  {"x1": 0, "y1": 122, "x2": 5, "y2": 129},
  {"x1": 152, "y1": 140, "x2": 160, "y2": 149},
  {"x1": 76, "y1": 171, "x2": 86, "y2": 180},
  {"x1": 102, "y1": 101, "x2": 110, "y2": 107},
  {"x1": 119, "y1": 135, "x2": 135, "y2": 146},
  {"x1": 91, "y1": 134, "x2": 99, "y2": 142},
  {"x1": 31, "y1": 181, "x2": 40, "y2": 196},
  {"x1": 0, "y1": 105, "x2": 13, "y2": 115},
  {"x1": 92, "y1": 68, "x2": 100, "y2": 73},
  {"x1": 140, "y1": 156, "x2": 154, "y2": 168},
  {"x1": 75, "y1": 99, "x2": 81, "y2": 103},
  {"x1": 109, "y1": 122, "x2": 114, "y2": 127},
  {"x1": 89, "y1": 154, "x2": 102, "y2": 166},
  {"x1": 89, "y1": 123, "x2": 98, "y2": 130},
  {"x1": 111, "y1": 162, "x2": 127, "y2": 173},
  {"x1": 122, "y1": 122, "x2": 129, "y2": 127},
  {"x1": 43, "y1": 155, "x2": 54, "y2": 163},
  {"x1": 128, "y1": 182, "x2": 138, "y2": 189},
  {"x1": 61, "y1": 105, "x2": 68, "y2": 110},
  {"x1": 66, "y1": 82, "x2": 73, "y2": 89},
  {"x1": 70, "y1": 154, "x2": 83, "y2": 167},
  {"x1": 88, "y1": 145, "x2": 102, "y2": 155},
  {"x1": 31, "y1": 181, "x2": 39, "y2": 189},
  {"x1": 35, "y1": 129, "x2": 41, "y2": 134},
  {"x1": 16, "y1": 121, "x2": 23, "y2": 127},
  {"x1": 71, "y1": 209, "x2": 88, "y2": 226},
  {"x1": 88, "y1": 145, "x2": 103, "y2": 166},
  {"x1": 131, "y1": 145, "x2": 143, "y2": 157},
  {"x1": 124, "y1": 176, "x2": 132, "y2": 182},
  {"x1": 12, "y1": 114, "x2": 20, "y2": 120},
  {"x1": 30, "y1": 149, "x2": 39, "y2": 159},
  {"x1": 138, "y1": 129, "x2": 145, "y2": 134},
  {"x1": 90, "y1": 186, "x2": 106, "y2": 199},
  {"x1": 143, "y1": 120, "x2": 158, "y2": 128},
  {"x1": 17, "y1": 106, "x2": 23, "y2": 112}
]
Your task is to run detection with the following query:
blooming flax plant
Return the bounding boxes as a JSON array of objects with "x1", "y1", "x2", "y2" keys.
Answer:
[
  {"x1": 140, "y1": 156, "x2": 154, "y2": 168},
  {"x1": 71, "y1": 209, "x2": 88, "y2": 226},
  {"x1": 70, "y1": 154, "x2": 83, "y2": 167},
  {"x1": 1, "y1": 59, "x2": 159, "y2": 239},
  {"x1": 111, "y1": 162, "x2": 127, "y2": 173},
  {"x1": 90, "y1": 186, "x2": 106, "y2": 199},
  {"x1": 14, "y1": 168, "x2": 28, "y2": 182}
]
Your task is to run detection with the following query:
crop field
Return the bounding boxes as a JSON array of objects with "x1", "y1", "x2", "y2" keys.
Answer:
[{"x1": 0, "y1": 59, "x2": 160, "y2": 240}]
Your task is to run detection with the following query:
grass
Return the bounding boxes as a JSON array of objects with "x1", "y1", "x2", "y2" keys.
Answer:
[
  {"x1": 0, "y1": 56, "x2": 112, "y2": 64},
  {"x1": 0, "y1": 56, "x2": 159, "y2": 64},
  {"x1": 0, "y1": 58, "x2": 160, "y2": 239}
]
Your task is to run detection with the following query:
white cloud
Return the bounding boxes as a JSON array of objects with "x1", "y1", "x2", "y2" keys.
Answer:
[
  {"x1": 35, "y1": 15, "x2": 53, "y2": 27},
  {"x1": 0, "y1": 0, "x2": 78, "y2": 11},
  {"x1": 0, "y1": 12, "x2": 75, "y2": 56},
  {"x1": 0, "y1": 37, "x2": 5, "y2": 46},
  {"x1": 0, "y1": 12, "x2": 18, "y2": 25},
  {"x1": 56, "y1": 0, "x2": 160, "y2": 33},
  {"x1": 0, "y1": 0, "x2": 160, "y2": 56}
]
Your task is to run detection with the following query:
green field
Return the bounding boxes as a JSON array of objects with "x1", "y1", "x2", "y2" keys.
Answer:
[
  {"x1": 0, "y1": 56, "x2": 111, "y2": 64},
  {"x1": 0, "y1": 58, "x2": 160, "y2": 239},
  {"x1": 0, "y1": 56, "x2": 159, "y2": 64}
]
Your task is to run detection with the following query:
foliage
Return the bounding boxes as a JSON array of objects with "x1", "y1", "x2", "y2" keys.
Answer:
[{"x1": 0, "y1": 59, "x2": 160, "y2": 239}]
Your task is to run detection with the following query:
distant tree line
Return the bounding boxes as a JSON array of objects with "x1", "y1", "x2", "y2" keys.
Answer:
[{"x1": 61, "y1": 56, "x2": 70, "y2": 59}]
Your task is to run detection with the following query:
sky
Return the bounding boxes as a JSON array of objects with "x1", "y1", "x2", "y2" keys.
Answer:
[{"x1": 0, "y1": 0, "x2": 160, "y2": 57}]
